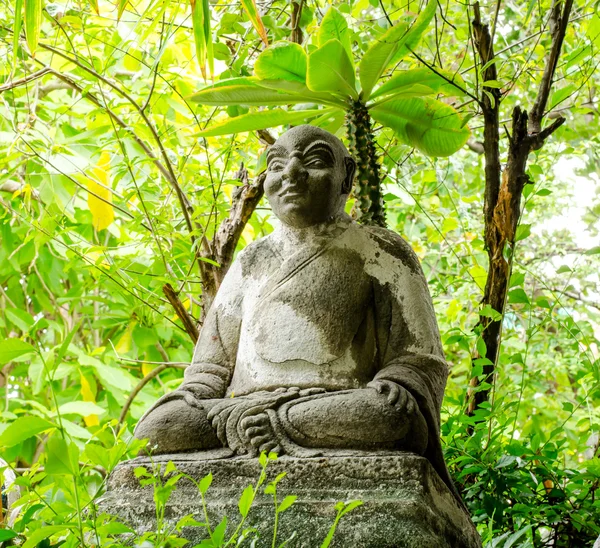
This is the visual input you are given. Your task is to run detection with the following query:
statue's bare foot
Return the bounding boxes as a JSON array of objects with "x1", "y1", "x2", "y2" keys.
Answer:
[{"x1": 240, "y1": 412, "x2": 281, "y2": 455}]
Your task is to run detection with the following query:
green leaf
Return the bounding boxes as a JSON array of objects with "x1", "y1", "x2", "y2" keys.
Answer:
[
  {"x1": 254, "y1": 42, "x2": 307, "y2": 83},
  {"x1": 191, "y1": 0, "x2": 211, "y2": 77},
  {"x1": 0, "y1": 416, "x2": 55, "y2": 448},
  {"x1": 481, "y1": 80, "x2": 503, "y2": 89},
  {"x1": 508, "y1": 288, "x2": 530, "y2": 305},
  {"x1": 0, "y1": 338, "x2": 35, "y2": 365},
  {"x1": 393, "y1": 0, "x2": 437, "y2": 62},
  {"x1": 191, "y1": 84, "x2": 312, "y2": 106},
  {"x1": 22, "y1": 526, "x2": 72, "y2": 548},
  {"x1": 370, "y1": 97, "x2": 470, "y2": 156},
  {"x1": 0, "y1": 530, "x2": 18, "y2": 542},
  {"x1": 241, "y1": 0, "x2": 268, "y2": 45},
  {"x1": 358, "y1": 22, "x2": 410, "y2": 101},
  {"x1": 585, "y1": 246, "x2": 600, "y2": 255},
  {"x1": 13, "y1": 0, "x2": 24, "y2": 70},
  {"x1": 198, "y1": 472, "x2": 212, "y2": 495},
  {"x1": 238, "y1": 484, "x2": 254, "y2": 517},
  {"x1": 5, "y1": 308, "x2": 34, "y2": 332},
  {"x1": 56, "y1": 401, "x2": 106, "y2": 417},
  {"x1": 24, "y1": 0, "x2": 42, "y2": 56},
  {"x1": 197, "y1": 108, "x2": 333, "y2": 137},
  {"x1": 476, "y1": 337, "x2": 487, "y2": 357},
  {"x1": 117, "y1": 0, "x2": 127, "y2": 20},
  {"x1": 318, "y1": 7, "x2": 352, "y2": 59},
  {"x1": 278, "y1": 495, "x2": 297, "y2": 513},
  {"x1": 371, "y1": 68, "x2": 467, "y2": 100},
  {"x1": 549, "y1": 84, "x2": 577, "y2": 110},
  {"x1": 45, "y1": 435, "x2": 79, "y2": 475},
  {"x1": 515, "y1": 223, "x2": 531, "y2": 241},
  {"x1": 307, "y1": 39, "x2": 357, "y2": 100}
]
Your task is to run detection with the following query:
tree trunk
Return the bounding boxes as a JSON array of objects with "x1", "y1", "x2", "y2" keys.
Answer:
[{"x1": 467, "y1": 0, "x2": 572, "y2": 418}]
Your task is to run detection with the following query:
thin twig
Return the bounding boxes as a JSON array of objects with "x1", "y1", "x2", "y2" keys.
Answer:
[{"x1": 118, "y1": 362, "x2": 188, "y2": 426}]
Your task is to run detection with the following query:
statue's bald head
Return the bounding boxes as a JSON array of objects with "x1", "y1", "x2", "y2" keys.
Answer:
[
  {"x1": 272, "y1": 125, "x2": 351, "y2": 163},
  {"x1": 264, "y1": 125, "x2": 356, "y2": 228}
]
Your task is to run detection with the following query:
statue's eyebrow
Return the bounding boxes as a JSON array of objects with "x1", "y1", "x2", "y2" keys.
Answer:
[
  {"x1": 267, "y1": 145, "x2": 288, "y2": 164},
  {"x1": 302, "y1": 140, "x2": 335, "y2": 162}
]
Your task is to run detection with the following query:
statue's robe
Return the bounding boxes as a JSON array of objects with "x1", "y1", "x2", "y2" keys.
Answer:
[
  {"x1": 139, "y1": 216, "x2": 460, "y2": 502},
  {"x1": 168, "y1": 217, "x2": 457, "y2": 498}
]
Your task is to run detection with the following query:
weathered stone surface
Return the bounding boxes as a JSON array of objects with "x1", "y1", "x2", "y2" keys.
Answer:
[{"x1": 101, "y1": 453, "x2": 481, "y2": 548}]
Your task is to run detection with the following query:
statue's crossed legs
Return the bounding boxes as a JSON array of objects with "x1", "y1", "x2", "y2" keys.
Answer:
[{"x1": 135, "y1": 381, "x2": 428, "y2": 458}]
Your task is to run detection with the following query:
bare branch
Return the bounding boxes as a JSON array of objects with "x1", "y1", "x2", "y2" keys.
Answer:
[
  {"x1": 0, "y1": 68, "x2": 51, "y2": 93},
  {"x1": 162, "y1": 283, "x2": 199, "y2": 343},
  {"x1": 529, "y1": 0, "x2": 575, "y2": 133},
  {"x1": 118, "y1": 362, "x2": 187, "y2": 426}
]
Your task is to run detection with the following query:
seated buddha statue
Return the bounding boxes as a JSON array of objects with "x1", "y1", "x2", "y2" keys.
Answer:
[{"x1": 134, "y1": 125, "x2": 458, "y2": 499}]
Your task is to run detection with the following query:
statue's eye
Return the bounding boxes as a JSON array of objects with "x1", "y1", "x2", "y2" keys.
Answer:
[
  {"x1": 305, "y1": 157, "x2": 326, "y2": 168},
  {"x1": 268, "y1": 161, "x2": 285, "y2": 171}
]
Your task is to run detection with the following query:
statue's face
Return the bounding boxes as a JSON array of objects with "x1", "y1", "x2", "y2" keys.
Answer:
[{"x1": 264, "y1": 126, "x2": 355, "y2": 228}]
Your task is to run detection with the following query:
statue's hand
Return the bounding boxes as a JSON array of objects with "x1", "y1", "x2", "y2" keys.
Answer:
[
  {"x1": 240, "y1": 412, "x2": 281, "y2": 455},
  {"x1": 367, "y1": 380, "x2": 417, "y2": 414}
]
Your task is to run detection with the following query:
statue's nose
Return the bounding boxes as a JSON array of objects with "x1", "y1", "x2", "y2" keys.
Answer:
[{"x1": 282, "y1": 157, "x2": 308, "y2": 185}]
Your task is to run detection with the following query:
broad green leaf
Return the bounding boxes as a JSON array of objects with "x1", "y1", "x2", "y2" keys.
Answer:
[
  {"x1": 0, "y1": 338, "x2": 35, "y2": 365},
  {"x1": 241, "y1": 0, "x2": 268, "y2": 45},
  {"x1": 24, "y1": 0, "x2": 42, "y2": 56},
  {"x1": 370, "y1": 97, "x2": 470, "y2": 156},
  {"x1": 5, "y1": 308, "x2": 35, "y2": 331},
  {"x1": 13, "y1": 0, "x2": 24, "y2": 70},
  {"x1": 0, "y1": 416, "x2": 55, "y2": 448},
  {"x1": 197, "y1": 108, "x2": 332, "y2": 137},
  {"x1": 191, "y1": 0, "x2": 206, "y2": 74},
  {"x1": 371, "y1": 68, "x2": 467, "y2": 100},
  {"x1": 254, "y1": 42, "x2": 307, "y2": 82},
  {"x1": 358, "y1": 23, "x2": 410, "y2": 101},
  {"x1": 198, "y1": 472, "x2": 212, "y2": 494},
  {"x1": 0, "y1": 530, "x2": 18, "y2": 542},
  {"x1": 278, "y1": 495, "x2": 297, "y2": 512},
  {"x1": 508, "y1": 288, "x2": 530, "y2": 305},
  {"x1": 22, "y1": 526, "x2": 72, "y2": 548},
  {"x1": 56, "y1": 400, "x2": 106, "y2": 417},
  {"x1": 307, "y1": 39, "x2": 357, "y2": 100},
  {"x1": 191, "y1": 84, "x2": 311, "y2": 106},
  {"x1": 393, "y1": 0, "x2": 438, "y2": 62},
  {"x1": 238, "y1": 485, "x2": 254, "y2": 517},
  {"x1": 87, "y1": 151, "x2": 114, "y2": 231},
  {"x1": 45, "y1": 436, "x2": 79, "y2": 475},
  {"x1": 318, "y1": 8, "x2": 352, "y2": 59},
  {"x1": 212, "y1": 516, "x2": 228, "y2": 544}
]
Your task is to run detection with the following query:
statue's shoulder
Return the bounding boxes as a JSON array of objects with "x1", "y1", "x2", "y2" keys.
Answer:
[
  {"x1": 358, "y1": 225, "x2": 422, "y2": 276},
  {"x1": 234, "y1": 234, "x2": 277, "y2": 273}
]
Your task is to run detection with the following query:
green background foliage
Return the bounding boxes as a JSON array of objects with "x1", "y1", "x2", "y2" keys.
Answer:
[{"x1": 0, "y1": 0, "x2": 599, "y2": 546}]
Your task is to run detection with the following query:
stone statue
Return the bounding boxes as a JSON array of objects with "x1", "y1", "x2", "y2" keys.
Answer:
[{"x1": 135, "y1": 125, "x2": 457, "y2": 501}]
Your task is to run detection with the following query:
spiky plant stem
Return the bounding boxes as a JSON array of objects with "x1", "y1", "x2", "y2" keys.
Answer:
[{"x1": 346, "y1": 100, "x2": 385, "y2": 227}]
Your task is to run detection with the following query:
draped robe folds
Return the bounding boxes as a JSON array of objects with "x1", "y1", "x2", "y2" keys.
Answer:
[{"x1": 149, "y1": 217, "x2": 459, "y2": 502}]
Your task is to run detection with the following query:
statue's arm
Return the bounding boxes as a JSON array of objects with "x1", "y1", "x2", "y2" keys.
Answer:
[
  {"x1": 366, "y1": 228, "x2": 448, "y2": 451},
  {"x1": 178, "y1": 257, "x2": 245, "y2": 399}
]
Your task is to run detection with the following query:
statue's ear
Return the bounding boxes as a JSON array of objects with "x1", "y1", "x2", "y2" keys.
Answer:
[{"x1": 342, "y1": 156, "x2": 356, "y2": 195}]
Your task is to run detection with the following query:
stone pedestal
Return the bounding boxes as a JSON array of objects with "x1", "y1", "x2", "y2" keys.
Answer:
[{"x1": 101, "y1": 452, "x2": 481, "y2": 548}]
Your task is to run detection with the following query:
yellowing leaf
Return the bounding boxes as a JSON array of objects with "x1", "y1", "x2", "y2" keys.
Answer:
[
  {"x1": 115, "y1": 321, "x2": 135, "y2": 354},
  {"x1": 87, "y1": 151, "x2": 114, "y2": 231},
  {"x1": 142, "y1": 362, "x2": 154, "y2": 376},
  {"x1": 80, "y1": 372, "x2": 99, "y2": 427},
  {"x1": 469, "y1": 265, "x2": 487, "y2": 291}
]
